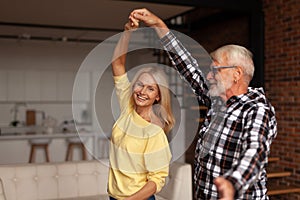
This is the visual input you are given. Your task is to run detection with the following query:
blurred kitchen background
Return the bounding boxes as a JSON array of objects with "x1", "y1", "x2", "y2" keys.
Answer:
[{"x1": 0, "y1": 0, "x2": 195, "y2": 164}]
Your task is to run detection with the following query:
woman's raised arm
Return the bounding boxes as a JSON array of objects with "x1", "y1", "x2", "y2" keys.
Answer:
[{"x1": 111, "y1": 20, "x2": 138, "y2": 76}]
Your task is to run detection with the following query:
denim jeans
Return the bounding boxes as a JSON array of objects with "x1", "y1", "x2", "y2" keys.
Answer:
[{"x1": 109, "y1": 195, "x2": 155, "y2": 200}]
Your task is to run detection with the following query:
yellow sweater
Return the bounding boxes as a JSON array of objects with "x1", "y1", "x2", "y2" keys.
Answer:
[{"x1": 108, "y1": 73, "x2": 172, "y2": 199}]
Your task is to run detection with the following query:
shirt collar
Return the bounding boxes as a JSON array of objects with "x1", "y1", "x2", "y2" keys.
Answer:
[{"x1": 226, "y1": 87, "x2": 266, "y2": 107}]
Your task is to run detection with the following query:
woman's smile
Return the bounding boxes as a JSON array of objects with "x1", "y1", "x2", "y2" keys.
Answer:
[{"x1": 133, "y1": 73, "x2": 160, "y2": 108}]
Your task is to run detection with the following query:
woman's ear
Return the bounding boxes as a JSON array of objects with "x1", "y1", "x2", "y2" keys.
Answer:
[{"x1": 155, "y1": 95, "x2": 160, "y2": 102}]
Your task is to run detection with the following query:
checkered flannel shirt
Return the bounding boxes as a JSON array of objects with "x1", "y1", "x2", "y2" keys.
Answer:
[{"x1": 161, "y1": 31, "x2": 277, "y2": 199}]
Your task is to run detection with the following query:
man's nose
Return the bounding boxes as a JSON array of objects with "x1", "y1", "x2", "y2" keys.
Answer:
[{"x1": 207, "y1": 71, "x2": 214, "y2": 80}]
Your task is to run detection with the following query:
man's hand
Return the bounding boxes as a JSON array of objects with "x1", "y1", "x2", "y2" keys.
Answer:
[
  {"x1": 129, "y1": 8, "x2": 163, "y2": 28},
  {"x1": 129, "y1": 8, "x2": 169, "y2": 38},
  {"x1": 214, "y1": 177, "x2": 235, "y2": 200}
]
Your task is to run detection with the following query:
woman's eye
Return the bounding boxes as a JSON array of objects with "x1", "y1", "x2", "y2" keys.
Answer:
[{"x1": 135, "y1": 82, "x2": 143, "y2": 87}]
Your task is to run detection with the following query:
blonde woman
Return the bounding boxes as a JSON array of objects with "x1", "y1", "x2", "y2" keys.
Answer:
[{"x1": 108, "y1": 19, "x2": 175, "y2": 200}]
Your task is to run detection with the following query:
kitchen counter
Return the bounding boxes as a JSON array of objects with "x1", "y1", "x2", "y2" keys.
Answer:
[
  {"x1": 0, "y1": 132, "x2": 98, "y2": 156},
  {"x1": 0, "y1": 132, "x2": 96, "y2": 140},
  {"x1": 0, "y1": 131, "x2": 109, "y2": 164}
]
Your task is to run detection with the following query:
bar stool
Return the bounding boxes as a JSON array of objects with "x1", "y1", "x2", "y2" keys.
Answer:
[
  {"x1": 65, "y1": 137, "x2": 87, "y2": 161},
  {"x1": 29, "y1": 139, "x2": 51, "y2": 163}
]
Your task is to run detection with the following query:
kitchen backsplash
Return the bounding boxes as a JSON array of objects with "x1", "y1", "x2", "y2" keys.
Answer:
[{"x1": 0, "y1": 102, "x2": 91, "y2": 128}]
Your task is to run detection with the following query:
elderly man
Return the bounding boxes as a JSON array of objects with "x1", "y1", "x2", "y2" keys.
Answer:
[{"x1": 130, "y1": 8, "x2": 277, "y2": 200}]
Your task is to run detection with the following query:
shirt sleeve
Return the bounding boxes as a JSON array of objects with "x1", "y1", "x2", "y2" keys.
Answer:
[
  {"x1": 223, "y1": 104, "x2": 275, "y2": 198},
  {"x1": 160, "y1": 31, "x2": 210, "y2": 106},
  {"x1": 113, "y1": 73, "x2": 131, "y2": 112},
  {"x1": 143, "y1": 129, "x2": 172, "y2": 193}
]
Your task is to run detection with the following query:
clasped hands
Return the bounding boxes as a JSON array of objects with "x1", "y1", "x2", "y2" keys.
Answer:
[{"x1": 124, "y1": 8, "x2": 166, "y2": 32}]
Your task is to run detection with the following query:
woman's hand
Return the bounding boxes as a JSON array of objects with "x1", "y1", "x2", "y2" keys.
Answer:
[
  {"x1": 129, "y1": 8, "x2": 162, "y2": 28},
  {"x1": 129, "y1": 8, "x2": 169, "y2": 38},
  {"x1": 124, "y1": 17, "x2": 139, "y2": 31}
]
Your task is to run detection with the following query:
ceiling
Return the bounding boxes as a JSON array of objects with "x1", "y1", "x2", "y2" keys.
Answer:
[{"x1": 0, "y1": 0, "x2": 194, "y2": 42}]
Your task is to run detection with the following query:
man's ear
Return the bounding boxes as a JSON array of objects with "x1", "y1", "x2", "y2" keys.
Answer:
[{"x1": 234, "y1": 66, "x2": 243, "y2": 81}]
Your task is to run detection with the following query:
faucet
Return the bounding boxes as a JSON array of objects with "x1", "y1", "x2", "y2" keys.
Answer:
[
  {"x1": 36, "y1": 110, "x2": 46, "y2": 121},
  {"x1": 10, "y1": 102, "x2": 27, "y2": 126}
]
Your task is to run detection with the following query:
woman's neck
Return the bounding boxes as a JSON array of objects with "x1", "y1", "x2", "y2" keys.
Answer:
[
  {"x1": 135, "y1": 106, "x2": 164, "y2": 128},
  {"x1": 135, "y1": 106, "x2": 152, "y2": 122}
]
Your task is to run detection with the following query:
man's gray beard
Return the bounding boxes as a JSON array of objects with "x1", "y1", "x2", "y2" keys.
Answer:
[
  {"x1": 208, "y1": 82, "x2": 226, "y2": 97},
  {"x1": 208, "y1": 80, "x2": 233, "y2": 97}
]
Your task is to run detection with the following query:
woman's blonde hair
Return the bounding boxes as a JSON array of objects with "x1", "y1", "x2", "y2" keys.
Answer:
[{"x1": 130, "y1": 67, "x2": 175, "y2": 133}]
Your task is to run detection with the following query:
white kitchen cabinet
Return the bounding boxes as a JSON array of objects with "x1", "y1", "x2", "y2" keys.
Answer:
[
  {"x1": 25, "y1": 71, "x2": 41, "y2": 101},
  {"x1": 57, "y1": 71, "x2": 76, "y2": 101},
  {"x1": 7, "y1": 70, "x2": 25, "y2": 101},
  {"x1": 0, "y1": 70, "x2": 8, "y2": 101},
  {"x1": 1, "y1": 70, "x2": 91, "y2": 103},
  {"x1": 40, "y1": 71, "x2": 57, "y2": 101},
  {"x1": 73, "y1": 71, "x2": 90, "y2": 102}
]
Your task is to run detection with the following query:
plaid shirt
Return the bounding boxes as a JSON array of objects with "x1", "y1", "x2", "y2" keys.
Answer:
[{"x1": 161, "y1": 31, "x2": 277, "y2": 199}]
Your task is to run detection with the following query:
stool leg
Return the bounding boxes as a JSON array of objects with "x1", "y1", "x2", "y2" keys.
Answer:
[
  {"x1": 81, "y1": 143, "x2": 87, "y2": 160},
  {"x1": 29, "y1": 144, "x2": 50, "y2": 163},
  {"x1": 66, "y1": 143, "x2": 74, "y2": 161},
  {"x1": 69, "y1": 144, "x2": 73, "y2": 161},
  {"x1": 29, "y1": 145, "x2": 36, "y2": 163},
  {"x1": 65, "y1": 143, "x2": 88, "y2": 161},
  {"x1": 66, "y1": 144, "x2": 70, "y2": 161},
  {"x1": 45, "y1": 144, "x2": 50, "y2": 162}
]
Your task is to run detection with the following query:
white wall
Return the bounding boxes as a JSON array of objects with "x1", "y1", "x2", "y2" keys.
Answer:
[
  {"x1": 0, "y1": 38, "x2": 187, "y2": 164},
  {"x1": 0, "y1": 39, "x2": 110, "y2": 163},
  {"x1": 0, "y1": 39, "x2": 96, "y2": 125},
  {"x1": 0, "y1": 39, "x2": 158, "y2": 130},
  {"x1": 0, "y1": 39, "x2": 94, "y2": 70}
]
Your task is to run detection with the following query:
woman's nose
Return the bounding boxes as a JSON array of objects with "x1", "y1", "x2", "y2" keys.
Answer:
[{"x1": 140, "y1": 86, "x2": 147, "y2": 94}]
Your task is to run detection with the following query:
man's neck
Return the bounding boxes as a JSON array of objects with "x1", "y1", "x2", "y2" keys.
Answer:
[{"x1": 225, "y1": 85, "x2": 248, "y2": 101}]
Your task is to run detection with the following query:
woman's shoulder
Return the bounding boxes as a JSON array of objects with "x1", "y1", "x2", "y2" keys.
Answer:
[{"x1": 151, "y1": 116, "x2": 164, "y2": 130}]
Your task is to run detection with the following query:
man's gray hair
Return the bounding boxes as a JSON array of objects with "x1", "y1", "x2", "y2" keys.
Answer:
[{"x1": 210, "y1": 44, "x2": 255, "y2": 85}]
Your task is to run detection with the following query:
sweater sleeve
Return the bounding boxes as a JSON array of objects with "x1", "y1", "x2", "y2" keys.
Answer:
[
  {"x1": 113, "y1": 73, "x2": 131, "y2": 112},
  {"x1": 144, "y1": 129, "x2": 172, "y2": 193}
]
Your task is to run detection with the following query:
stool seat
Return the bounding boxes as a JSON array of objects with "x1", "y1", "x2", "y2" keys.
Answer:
[
  {"x1": 65, "y1": 137, "x2": 87, "y2": 161},
  {"x1": 66, "y1": 137, "x2": 83, "y2": 143},
  {"x1": 29, "y1": 138, "x2": 51, "y2": 144},
  {"x1": 29, "y1": 139, "x2": 51, "y2": 163}
]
